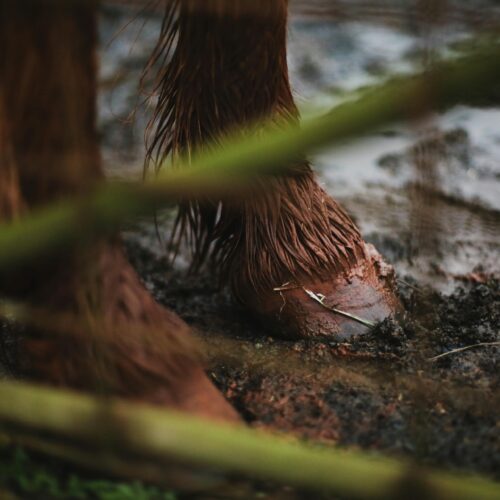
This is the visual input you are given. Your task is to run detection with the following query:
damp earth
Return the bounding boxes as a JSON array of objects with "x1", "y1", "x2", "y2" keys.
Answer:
[
  {"x1": 107, "y1": 3, "x2": 500, "y2": 479},
  {"x1": 124, "y1": 222, "x2": 500, "y2": 480}
]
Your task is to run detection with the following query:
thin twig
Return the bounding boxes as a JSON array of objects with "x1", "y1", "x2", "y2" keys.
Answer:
[
  {"x1": 303, "y1": 288, "x2": 376, "y2": 328},
  {"x1": 397, "y1": 278, "x2": 422, "y2": 293},
  {"x1": 429, "y1": 342, "x2": 500, "y2": 361},
  {"x1": 273, "y1": 282, "x2": 301, "y2": 292}
]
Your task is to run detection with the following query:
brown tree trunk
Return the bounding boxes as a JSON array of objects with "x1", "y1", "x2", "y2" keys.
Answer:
[
  {"x1": 146, "y1": 0, "x2": 400, "y2": 338},
  {"x1": 0, "y1": 0, "x2": 103, "y2": 298},
  {"x1": 1, "y1": 0, "x2": 101, "y2": 206},
  {"x1": 0, "y1": 96, "x2": 24, "y2": 220},
  {"x1": 0, "y1": 0, "x2": 238, "y2": 421}
]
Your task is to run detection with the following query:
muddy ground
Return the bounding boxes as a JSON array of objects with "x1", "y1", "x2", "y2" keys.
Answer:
[
  {"x1": 1, "y1": 3, "x2": 499, "y2": 498},
  {"x1": 114, "y1": 4, "x2": 499, "y2": 480},
  {"x1": 124, "y1": 219, "x2": 500, "y2": 481}
]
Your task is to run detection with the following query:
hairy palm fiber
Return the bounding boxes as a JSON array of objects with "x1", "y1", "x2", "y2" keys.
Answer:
[
  {"x1": 22, "y1": 243, "x2": 201, "y2": 399},
  {"x1": 0, "y1": 0, "x2": 203, "y2": 400},
  {"x1": 0, "y1": 96, "x2": 24, "y2": 220},
  {"x1": 145, "y1": 0, "x2": 366, "y2": 299}
]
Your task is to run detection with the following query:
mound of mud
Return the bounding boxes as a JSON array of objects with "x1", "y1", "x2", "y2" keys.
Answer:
[{"x1": 125, "y1": 233, "x2": 500, "y2": 479}]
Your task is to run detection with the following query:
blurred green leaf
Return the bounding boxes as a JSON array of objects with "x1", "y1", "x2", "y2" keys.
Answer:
[{"x1": 0, "y1": 39, "x2": 499, "y2": 271}]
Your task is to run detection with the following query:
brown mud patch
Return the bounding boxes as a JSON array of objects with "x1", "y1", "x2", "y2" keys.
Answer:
[{"x1": 124, "y1": 228, "x2": 500, "y2": 479}]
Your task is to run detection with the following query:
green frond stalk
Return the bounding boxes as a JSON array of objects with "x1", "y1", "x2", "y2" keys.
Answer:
[
  {"x1": 0, "y1": 380, "x2": 499, "y2": 499},
  {"x1": 0, "y1": 41, "x2": 499, "y2": 271}
]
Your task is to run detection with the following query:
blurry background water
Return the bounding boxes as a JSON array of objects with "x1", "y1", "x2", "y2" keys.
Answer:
[{"x1": 98, "y1": 0, "x2": 500, "y2": 291}]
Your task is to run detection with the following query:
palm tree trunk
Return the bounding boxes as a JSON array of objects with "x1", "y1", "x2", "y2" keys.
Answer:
[
  {"x1": 0, "y1": 0, "x2": 101, "y2": 207},
  {"x1": 0, "y1": 0, "x2": 239, "y2": 420},
  {"x1": 145, "y1": 0, "x2": 399, "y2": 338}
]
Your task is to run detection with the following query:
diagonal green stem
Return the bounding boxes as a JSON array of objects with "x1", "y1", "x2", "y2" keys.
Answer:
[
  {"x1": 0, "y1": 380, "x2": 499, "y2": 499},
  {"x1": 0, "y1": 41, "x2": 499, "y2": 270}
]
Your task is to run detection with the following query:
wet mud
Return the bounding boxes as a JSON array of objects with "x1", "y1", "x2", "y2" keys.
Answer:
[
  {"x1": 125, "y1": 224, "x2": 500, "y2": 479},
  {"x1": 105, "y1": 3, "x2": 500, "y2": 479}
]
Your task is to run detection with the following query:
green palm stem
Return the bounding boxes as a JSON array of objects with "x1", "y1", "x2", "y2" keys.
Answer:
[{"x1": 0, "y1": 41, "x2": 499, "y2": 270}]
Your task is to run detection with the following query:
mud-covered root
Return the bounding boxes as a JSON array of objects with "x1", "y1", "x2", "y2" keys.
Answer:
[
  {"x1": 146, "y1": 0, "x2": 401, "y2": 338},
  {"x1": 241, "y1": 243, "x2": 401, "y2": 339}
]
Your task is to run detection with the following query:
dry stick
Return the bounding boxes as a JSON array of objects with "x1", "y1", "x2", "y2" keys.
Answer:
[
  {"x1": 397, "y1": 278, "x2": 422, "y2": 293},
  {"x1": 303, "y1": 288, "x2": 376, "y2": 328},
  {"x1": 0, "y1": 380, "x2": 500, "y2": 500},
  {"x1": 0, "y1": 42, "x2": 500, "y2": 271},
  {"x1": 429, "y1": 342, "x2": 500, "y2": 361}
]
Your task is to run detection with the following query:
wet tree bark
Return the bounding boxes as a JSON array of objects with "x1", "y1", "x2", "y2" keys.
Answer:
[
  {"x1": 0, "y1": 1, "x2": 240, "y2": 422},
  {"x1": 0, "y1": 0, "x2": 101, "y2": 207},
  {"x1": 0, "y1": 0, "x2": 108, "y2": 379},
  {"x1": 0, "y1": 97, "x2": 24, "y2": 219},
  {"x1": 0, "y1": 0, "x2": 102, "y2": 298}
]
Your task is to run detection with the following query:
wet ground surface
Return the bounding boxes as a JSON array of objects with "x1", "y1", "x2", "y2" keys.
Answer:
[
  {"x1": 109, "y1": 3, "x2": 500, "y2": 480},
  {"x1": 125, "y1": 224, "x2": 500, "y2": 479}
]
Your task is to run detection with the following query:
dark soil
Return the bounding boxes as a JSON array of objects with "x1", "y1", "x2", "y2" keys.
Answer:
[
  {"x1": 1, "y1": 6, "x2": 500, "y2": 497},
  {"x1": 124, "y1": 226, "x2": 500, "y2": 480}
]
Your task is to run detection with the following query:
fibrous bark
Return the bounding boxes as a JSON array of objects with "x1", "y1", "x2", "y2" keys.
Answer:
[
  {"x1": 146, "y1": 0, "x2": 366, "y2": 295},
  {"x1": 145, "y1": 0, "x2": 397, "y2": 337},
  {"x1": 0, "y1": 0, "x2": 238, "y2": 419},
  {"x1": 0, "y1": 97, "x2": 24, "y2": 220}
]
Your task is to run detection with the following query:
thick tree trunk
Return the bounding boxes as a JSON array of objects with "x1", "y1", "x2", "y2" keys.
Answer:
[
  {"x1": 0, "y1": 0, "x2": 238, "y2": 421},
  {"x1": 1, "y1": 0, "x2": 101, "y2": 206},
  {"x1": 146, "y1": 0, "x2": 399, "y2": 338},
  {"x1": 0, "y1": 97, "x2": 24, "y2": 220},
  {"x1": 0, "y1": 0, "x2": 103, "y2": 298}
]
